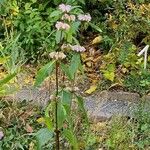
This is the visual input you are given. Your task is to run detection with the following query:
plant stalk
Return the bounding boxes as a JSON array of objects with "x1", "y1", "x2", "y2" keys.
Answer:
[{"x1": 55, "y1": 61, "x2": 60, "y2": 150}]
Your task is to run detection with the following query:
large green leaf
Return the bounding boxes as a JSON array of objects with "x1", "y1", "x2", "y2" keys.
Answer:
[
  {"x1": 36, "y1": 128, "x2": 53, "y2": 150},
  {"x1": 63, "y1": 129, "x2": 79, "y2": 150},
  {"x1": 69, "y1": 53, "x2": 81, "y2": 80},
  {"x1": 57, "y1": 101, "x2": 67, "y2": 128},
  {"x1": 49, "y1": 10, "x2": 62, "y2": 18},
  {"x1": 76, "y1": 95, "x2": 89, "y2": 124},
  {"x1": 61, "y1": 90, "x2": 72, "y2": 106},
  {"x1": 60, "y1": 63, "x2": 72, "y2": 80},
  {"x1": 60, "y1": 90, "x2": 72, "y2": 114},
  {"x1": 89, "y1": 22, "x2": 102, "y2": 33},
  {"x1": 34, "y1": 61, "x2": 55, "y2": 87},
  {"x1": 61, "y1": 54, "x2": 81, "y2": 80},
  {"x1": 56, "y1": 30, "x2": 62, "y2": 44}
]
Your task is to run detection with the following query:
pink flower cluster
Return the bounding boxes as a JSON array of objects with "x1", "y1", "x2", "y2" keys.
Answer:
[
  {"x1": 78, "y1": 13, "x2": 91, "y2": 22},
  {"x1": 55, "y1": 21, "x2": 70, "y2": 30},
  {"x1": 62, "y1": 14, "x2": 75, "y2": 22},
  {"x1": 70, "y1": 45, "x2": 86, "y2": 52},
  {"x1": 59, "y1": 4, "x2": 72, "y2": 13}
]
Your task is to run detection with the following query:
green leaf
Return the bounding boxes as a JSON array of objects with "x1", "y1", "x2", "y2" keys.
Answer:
[
  {"x1": 0, "y1": 73, "x2": 16, "y2": 87},
  {"x1": 67, "y1": 30, "x2": 73, "y2": 43},
  {"x1": 56, "y1": 30, "x2": 62, "y2": 44},
  {"x1": 76, "y1": 95, "x2": 89, "y2": 124},
  {"x1": 61, "y1": 54, "x2": 81, "y2": 80},
  {"x1": 0, "y1": 57, "x2": 9, "y2": 64},
  {"x1": 89, "y1": 22, "x2": 102, "y2": 33},
  {"x1": 69, "y1": 53, "x2": 81, "y2": 80},
  {"x1": 57, "y1": 101, "x2": 67, "y2": 128},
  {"x1": 61, "y1": 63, "x2": 72, "y2": 80},
  {"x1": 36, "y1": 128, "x2": 53, "y2": 150},
  {"x1": 53, "y1": 0, "x2": 61, "y2": 5},
  {"x1": 50, "y1": 10, "x2": 62, "y2": 18},
  {"x1": 103, "y1": 64, "x2": 115, "y2": 82},
  {"x1": 45, "y1": 117, "x2": 53, "y2": 130},
  {"x1": 61, "y1": 90, "x2": 72, "y2": 106},
  {"x1": 63, "y1": 129, "x2": 79, "y2": 150},
  {"x1": 60, "y1": 90, "x2": 72, "y2": 114},
  {"x1": 35, "y1": 61, "x2": 55, "y2": 87},
  {"x1": 103, "y1": 71, "x2": 115, "y2": 82}
]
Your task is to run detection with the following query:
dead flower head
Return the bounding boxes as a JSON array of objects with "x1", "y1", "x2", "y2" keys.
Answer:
[{"x1": 49, "y1": 52, "x2": 66, "y2": 60}]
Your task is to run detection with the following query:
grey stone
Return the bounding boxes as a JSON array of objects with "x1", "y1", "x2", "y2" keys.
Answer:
[
  {"x1": 84, "y1": 91, "x2": 140, "y2": 122},
  {"x1": 9, "y1": 86, "x2": 50, "y2": 106}
]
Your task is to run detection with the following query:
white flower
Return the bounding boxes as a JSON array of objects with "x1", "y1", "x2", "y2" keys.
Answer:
[
  {"x1": 62, "y1": 14, "x2": 75, "y2": 22},
  {"x1": 59, "y1": 4, "x2": 72, "y2": 13},
  {"x1": 55, "y1": 21, "x2": 70, "y2": 30},
  {"x1": 70, "y1": 45, "x2": 86, "y2": 52},
  {"x1": 49, "y1": 52, "x2": 66, "y2": 60},
  {"x1": 78, "y1": 13, "x2": 91, "y2": 22}
]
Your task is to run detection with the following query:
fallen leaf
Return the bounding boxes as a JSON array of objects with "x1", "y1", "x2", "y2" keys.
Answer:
[
  {"x1": 37, "y1": 117, "x2": 45, "y2": 124},
  {"x1": 92, "y1": 36, "x2": 103, "y2": 45},
  {"x1": 85, "y1": 85, "x2": 97, "y2": 94}
]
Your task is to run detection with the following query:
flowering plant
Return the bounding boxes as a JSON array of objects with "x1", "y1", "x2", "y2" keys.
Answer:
[{"x1": 35, "y1": 3, "x2": 91, "y2": 150}]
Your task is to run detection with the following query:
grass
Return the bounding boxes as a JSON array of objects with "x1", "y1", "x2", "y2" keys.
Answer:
[{"x1": 0, "y1": 98, "x2": 150, "y2": 150}]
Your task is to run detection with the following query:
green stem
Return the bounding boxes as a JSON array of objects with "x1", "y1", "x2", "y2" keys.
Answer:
[{"x1": 55, "y1": 61, "x2": 60, "y2": 150}]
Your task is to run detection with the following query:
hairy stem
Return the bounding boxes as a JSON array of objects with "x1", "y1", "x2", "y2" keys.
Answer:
[{"x1": 55, "y1": 61, "x2": 60, "y2": 150}]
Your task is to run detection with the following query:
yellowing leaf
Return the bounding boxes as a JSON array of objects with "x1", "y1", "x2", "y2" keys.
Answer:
[
  {"x1": 92, "y1": 36, "x2": 103, "y2": 45},
  {"x1": 85, "y1": 85, "x2": 97, "y2": 94},
  {"x1": 37, "y1": 117, "x2": 45, "y2": 124},
  {"x1": 103, "y1": 72, "x2": 115, "y2": 82}
]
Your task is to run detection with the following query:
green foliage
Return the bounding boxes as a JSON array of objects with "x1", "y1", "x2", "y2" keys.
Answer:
[
  {"x1": 124, "y1": 70, "x2": 150, "y2": 94},
  {"x1": 36, "y1": 128, "x2": 53, "y2": 150},
  {"x1": 105, "y1": 102, "x2": 150, "y2": 150},
  {"x1": 35, "y1": 60, "x2": 55, "y2": 87},
  {"x1": 61, "y1": 53, "x2": 81, "y2": 80},
  {"x1": 0, "y1": 0, "x2": 55, "y2": 61},
  {"x1": 0, "y1": 34, "x2": 25, "y2": 73},
  {"x1": 0, "y1": 100, "x2": 42, "y2": 150}
]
